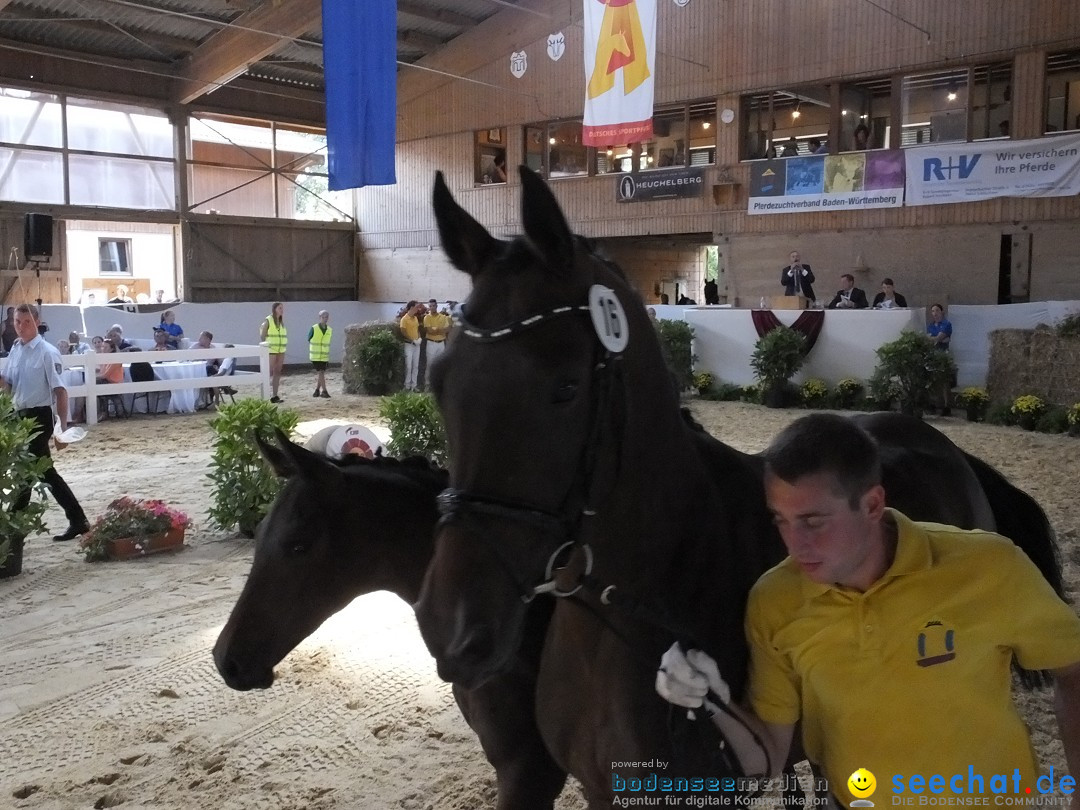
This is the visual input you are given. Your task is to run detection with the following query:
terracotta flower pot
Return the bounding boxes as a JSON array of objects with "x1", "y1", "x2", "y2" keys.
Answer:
[{"x1": 106, "y1": 526, "x2": 186, "y2": 561}]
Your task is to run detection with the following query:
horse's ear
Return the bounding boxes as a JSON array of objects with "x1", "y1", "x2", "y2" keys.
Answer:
[
  {"x1": 519, "y1": 166, "x2": 574, "y2": 273},
  {"x1": 257, "y1": 430, "x2": 294, "y2": 478},
  {"x1": 274, "y1": 432, "x2": 341, "y2": 481},
  {"x1": 433, "y1": 171, "x2": 498, "y2": 276}
]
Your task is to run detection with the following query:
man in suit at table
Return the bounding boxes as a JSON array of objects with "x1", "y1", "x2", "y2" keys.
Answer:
[
  {"x1": 779, "y1": 251, "x2": 816, "y2": 301},
  {"x1": 826, "y1": 273, "x2": 869, "y2": 309}
]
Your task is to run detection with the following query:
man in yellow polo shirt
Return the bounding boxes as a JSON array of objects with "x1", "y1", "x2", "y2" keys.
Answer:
[
  {"x1": 399, "y1": 300, "x2": 424, "y2": 391},
  {"x1": 656, "y1": 413, "x2": 1080, "y2": 805},
  {"x1": 423, "y1": 298, "x2": 450, "y2": 388}
]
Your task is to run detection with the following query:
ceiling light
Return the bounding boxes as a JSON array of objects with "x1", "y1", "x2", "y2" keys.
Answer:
[
  {"x1": 792, "y1": 102, "x2": 801, "y2": 120},
  {"x1": 702, "y1": 121, "x2": 711, "y2": 129},
  {"x1": 549, "y1": 137, "x2": 556, "y2": 145}
]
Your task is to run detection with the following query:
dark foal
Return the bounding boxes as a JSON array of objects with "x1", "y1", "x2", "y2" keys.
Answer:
[
  {"x1": 212, "y1": 433, "x2": 565, "y2": 810},
  {"x1": 413, "y1": 167, "x2": 1061, "y2": 807}
]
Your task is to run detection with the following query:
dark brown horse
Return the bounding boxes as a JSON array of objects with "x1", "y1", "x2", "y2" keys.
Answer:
[
  {"x1": 413, "y1": 167, "x2": 1061, "y2": 807},
  {"x1": 212, "y1": 434, "x2": 565, "y2": 810}
]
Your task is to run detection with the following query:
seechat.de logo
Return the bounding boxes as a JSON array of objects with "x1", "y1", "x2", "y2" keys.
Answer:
[{"x1": 849, "y1": 768, "x2": 878, "y2": 807}]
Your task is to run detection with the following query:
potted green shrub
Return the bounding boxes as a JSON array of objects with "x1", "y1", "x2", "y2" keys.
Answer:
[
  {"x1": 378, "y1": 392, "x2": 449, "y2": 466},
  {"x1": 1010, "y1": 395, "x2": 1046, "y2": 431},
  {"x1": 800, "y1": 378, "x2": 829, "y2": 409},
  {"x1": 833, "y1": 378, "x2": 865, "y2": 410},
  {"x1": 956, "y1": 387, "x2": 990, "y2": 422},
  {"x1": 344, "y1": 324, "x2": 405, "y2": 395},
  {"x1": 0, "y1": 392, "x2": 50, "y2": 579},
  {"x1": 693, "y1": 372, "x2": 715, "y2": 396},
  {"x1": 655, "y1": 319, "x2": 696, "y2": 391},
  {"x1": 868, "y1": 331, "x2": 955, "y2": 417},
  {"x1": 750, "y1": 327, "x2": 807, "y2": 408},
  {"x1": 1068, "y1": 403, "x2": 1080, "y2": 437},
  {"x1": 207, "y1": 398, "x2": 300, "y2": 537}
]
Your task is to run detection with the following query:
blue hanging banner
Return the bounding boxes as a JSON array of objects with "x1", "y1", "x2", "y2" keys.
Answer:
[{"x1": 322, "y1": 0, "x2": 397, "y2": 190}]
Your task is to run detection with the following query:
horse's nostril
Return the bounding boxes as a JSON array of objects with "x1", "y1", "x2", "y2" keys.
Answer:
[{"x1": 447, "y1": 627, "x2": 493, "y2": 667}]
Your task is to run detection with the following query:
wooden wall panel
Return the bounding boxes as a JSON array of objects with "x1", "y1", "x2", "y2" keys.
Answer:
[{"x1": 184, "y1": 219, "x2": 356, "y2": 303}]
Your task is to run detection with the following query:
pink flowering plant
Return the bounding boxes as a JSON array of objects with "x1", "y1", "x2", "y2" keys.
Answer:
[{"x1": 80, "y1": 496, "x2": 191, "y2": 561}]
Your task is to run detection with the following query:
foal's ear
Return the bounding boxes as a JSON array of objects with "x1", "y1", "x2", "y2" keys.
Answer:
[
  {"x1": 256, "y1": 430, "x2": 294, "y2": 477},
  {"x1": 273, "y1": 428, "x2": 341, "y2": 482},
  {"x1": 519, "y1": 166, "x2": 574, "y2": 273},
  {"x1": 433, "y1": 171, "x2": 498, "y2": 276}
]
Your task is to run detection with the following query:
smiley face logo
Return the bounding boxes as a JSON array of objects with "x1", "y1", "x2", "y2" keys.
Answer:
[{"x1": 848, "y1": 768, "x2": 877, "y2": 800}]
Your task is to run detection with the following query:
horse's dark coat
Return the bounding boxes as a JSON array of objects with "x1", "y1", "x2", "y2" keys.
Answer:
[
  {"x1": 415, "y1": 167, "x2": 1062, "y2": 807},
  {"x1": 212, "y1": 435, "x2": 565, "y2": 810}
]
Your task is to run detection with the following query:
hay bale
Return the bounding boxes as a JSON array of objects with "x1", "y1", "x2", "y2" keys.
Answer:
[{"x1": 988, "y1": 328, "x2": 1080, "y2": 405}]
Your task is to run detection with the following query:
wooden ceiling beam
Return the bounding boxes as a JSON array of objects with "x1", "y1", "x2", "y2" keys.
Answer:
[
  {"x1": 398, "y1": 0, "x2": 559, "y2": 106},
  {"x1": 172, "y1": 0, "x2": 321, "y2": 106}
]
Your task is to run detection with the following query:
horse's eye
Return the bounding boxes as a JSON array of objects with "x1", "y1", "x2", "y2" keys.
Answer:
[
  {"x1": 553, "y1": 382, "x2": 578, "y2": 403},
  {"x1": 288, "y1": 541, "x2": 309, "y2": 556}
]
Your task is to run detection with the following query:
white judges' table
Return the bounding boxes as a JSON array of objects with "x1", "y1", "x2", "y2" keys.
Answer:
[
  {"x1": 684, "y1": 307, "x2": 925, "y2": 385},
  {"x1": 64, "y1": 361, "x2": 207, "y2": 419}
]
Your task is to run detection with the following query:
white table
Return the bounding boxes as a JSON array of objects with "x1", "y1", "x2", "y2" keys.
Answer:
[{"x1": 63, "y1": 360, "x2": 207, "y2": 419}]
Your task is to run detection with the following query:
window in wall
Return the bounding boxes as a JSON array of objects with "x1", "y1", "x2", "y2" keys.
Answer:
[
  {"x1": 70, "y1": 154, "x2": 175, "y2": 209},
  {"x1": 1045, "y1": 50, "x2": 1080, "y2": 133},
  {"x1": 839, "y1": 76, "x2": 891, "y2": 151},
  {"x1": 523, "y1": 120, "x2": 590, "y2": 178},
  {"x1": 741, "y1": 87, "x2": 831, "y2": 159},
  {"x1": 901, "y1": 69, "x2": 969, "y2": 144},
  {"x1": 688, "y1": 102, "x2": 717, "y2": 165},
  {"x1": 0, "y1": 147, "x2": 64, "y2": 204},
  {"x1": 188, "y1": 116, "x2": 344, "y2": 220},
  {"x1": 68, "y1": 97, "x2": 173, "y2": 158},
  {"x1": 0, "y1": 87, "x2": 62, "y2": 148},
  {"x1": 475, "y1": 128, "x2": 507, "y2": 184},
  {"x1": 639, "y1": 103, "x2": 718, "y2": 170},
  {"x1": 971, "y1": 63, "x2": 1012, "y2": 140},
  {"x1": 98, "y1": 239, "x2": 132, "y2": 275},
  {"x1": 548, "y1": 121, "x2": 587, "y2": 177}
]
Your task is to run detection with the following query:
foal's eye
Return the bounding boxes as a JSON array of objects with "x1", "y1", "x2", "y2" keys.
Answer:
[
  {"x1": 287, "y1": 540, "x2": 310, "y2": 556},
  {"x1": 552, "y1": 382, "x2": 579, "y2": 403}
]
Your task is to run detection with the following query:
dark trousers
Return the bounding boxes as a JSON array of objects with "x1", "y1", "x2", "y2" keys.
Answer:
[{"x1": 15, "y1": 407, "x2": 87, "y2": 527}]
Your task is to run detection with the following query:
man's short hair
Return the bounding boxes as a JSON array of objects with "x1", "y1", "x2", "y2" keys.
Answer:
[
  {"x1": 763, "y1": 414, "x2": 882, "y2": 507},
  {"x1": 109, "y1": 323, "x2": 124, "y2": 334},
  {"x1": 14, "y1": 303, "x2": 39, "y2": 320},
  {"x1": 841, "y1": 273, "x2": 855, "y2": 283},
  {"x1": 881, "y1": 278, "x2": 895, "y2": 287},
  {"x1": 201, "y1": 330, "x2": 213, "y2": 341}
]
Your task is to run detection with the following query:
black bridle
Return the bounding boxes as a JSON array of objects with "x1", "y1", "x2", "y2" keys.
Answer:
[
  {"x1": 436, "y1": 299, "x2": 620, "y2": 602},
  {"x1": 434, "y1": 286, "x2": 772, "y2": 782}
]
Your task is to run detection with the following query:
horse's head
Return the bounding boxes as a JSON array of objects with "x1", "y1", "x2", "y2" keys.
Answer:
[
  {"x1": 214, "y1": 431, "x2": 444, "y2": 691},
  {"x1": 415, "y1": 168, "x2": 678, "y2": 687}
]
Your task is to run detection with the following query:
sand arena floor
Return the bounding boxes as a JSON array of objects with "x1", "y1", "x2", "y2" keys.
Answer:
[{"x1": 2, "y1": 369, "x2": 1078, "y2": 809}]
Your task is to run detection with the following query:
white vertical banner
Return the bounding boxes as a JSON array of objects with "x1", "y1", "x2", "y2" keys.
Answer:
[{"x1": 582, "y1": 0, "x2": 656, "y2": 147}]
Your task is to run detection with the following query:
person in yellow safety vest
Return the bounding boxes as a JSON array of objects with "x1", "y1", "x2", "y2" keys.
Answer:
[
  {"x1": 423, "y1": 298, "x2": 451, "y2": 388},
  {"x1": 399, "y1": 300, "x2": 425, "y2": 391},
  {"x1": 308, "y1": 310, "x2": 332, "y2": 399},
  {"x1": 259, "y1": 301, "x2": 287, "y2": 403}
]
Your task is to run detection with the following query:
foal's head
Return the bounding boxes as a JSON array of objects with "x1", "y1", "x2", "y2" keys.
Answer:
[
  {"x1": 214, "y1": 432, "x2": 445, "y2": 690},
  {"x1": 415, "y1": 168, "x2": 670, "y2": 687}
]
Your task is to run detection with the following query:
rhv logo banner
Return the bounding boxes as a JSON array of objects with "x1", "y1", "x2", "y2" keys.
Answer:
[{"x1": 582, "y1": 0, "x2": 656, "y2": 147}]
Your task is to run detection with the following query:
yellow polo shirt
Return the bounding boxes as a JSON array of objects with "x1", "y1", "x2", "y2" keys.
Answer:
[
  {"x1": 746, "y1": 509, "x2": 1080, "y2": 802},
  {"x1": 423, "y1": 311, "x2": 450, "y2": 342},
  {"x1": 399, "y1": 314, "x2": 420, "y2": 342}
]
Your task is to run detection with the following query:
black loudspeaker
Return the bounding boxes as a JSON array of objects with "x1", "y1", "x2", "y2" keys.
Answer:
[{"x1": 24, "y1": 213, "x2": 53, "y2": 259}]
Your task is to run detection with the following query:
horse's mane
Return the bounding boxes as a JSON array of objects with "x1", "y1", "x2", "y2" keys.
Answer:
[{"x1": 332, "y1": 451, "x2": 449, "y2": 491}]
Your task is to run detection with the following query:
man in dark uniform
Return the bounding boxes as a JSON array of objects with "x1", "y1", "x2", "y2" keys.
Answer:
[{"x1": 0, "y1": 304, "x2": 89, "y2": 544}]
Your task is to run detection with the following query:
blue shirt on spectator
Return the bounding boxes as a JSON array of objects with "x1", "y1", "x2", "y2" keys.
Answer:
[{"x1": 927, "y1": 318, "x2": 952, "y2": 349}]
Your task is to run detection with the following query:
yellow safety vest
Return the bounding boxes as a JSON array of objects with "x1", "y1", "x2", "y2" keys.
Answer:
[
  {"x1": 265, "y1": 317, "x2": 287, "y2": 354},
  {"x1": 309, "y1": 324, "x2": 332, "y2": 362}
]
